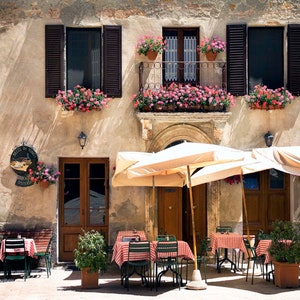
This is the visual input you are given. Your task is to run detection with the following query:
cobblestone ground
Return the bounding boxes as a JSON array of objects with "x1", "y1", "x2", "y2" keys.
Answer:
[{"x1": 0, "y1": 258, "x2": 299, "y2": 300}]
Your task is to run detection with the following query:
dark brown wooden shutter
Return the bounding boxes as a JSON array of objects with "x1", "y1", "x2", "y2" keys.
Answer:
[
  {"x1": 226, "y1": 24, "x2": 247, "y2": 96},
  {"x1": 288, "y1": 24, "x2": 300, "y2": 95},
  {"x1": 45, "y1": 25, "x2": 64, "y2": 98},
  {"x1": 103, "y1": 25, "x2": 122, "y2": 98}
]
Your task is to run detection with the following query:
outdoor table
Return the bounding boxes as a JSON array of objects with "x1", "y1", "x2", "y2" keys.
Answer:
[
  {"x1": 210, "y1": 232, "x2": 248, "y2": 273},
  {"x1": 111, "y1": 240, "x2": 194, "y2": 267},
  {"x1": 151, "y1": 240, "x2": 194, "y2": 261},
  {"x1": 0, "y1": 238, "x2": 37, "y2": 261},
  {"x1": 113, "y1": 230, "x2": 147, "y2": 251}
]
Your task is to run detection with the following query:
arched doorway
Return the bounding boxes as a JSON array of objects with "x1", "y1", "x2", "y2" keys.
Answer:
[{"x1": 148, "y1": 125, "x2": 213, "y2": 246}]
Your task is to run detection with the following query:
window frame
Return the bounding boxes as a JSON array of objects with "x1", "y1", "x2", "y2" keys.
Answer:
[{"x1": 45, "y1": 25, "x2": 122, "y2": 98}]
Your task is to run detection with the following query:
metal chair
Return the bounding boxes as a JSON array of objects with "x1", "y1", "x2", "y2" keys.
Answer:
[
  {"x1": 124, "y1": 241, "x2": 151, "y2": 290},
  {"x1": 243, "y1": 238, "x2": 266, "y2": 284},
  {"x1": 34, "y1": 235, "x2": 53, "y2": 277},
  {"x1": 156, "y1": 235, "x2": 176, "y2": 241},
  {"x1": 154, "y1": 241, "x2": 182, "y2": 291},
  {"x1": 4, "y1": 238, "x2": 29, "y2": 281}
]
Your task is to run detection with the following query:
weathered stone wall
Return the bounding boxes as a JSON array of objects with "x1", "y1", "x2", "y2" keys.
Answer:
[{"x1": 0, "y1": 1, "x2": 299, "y2": 256}]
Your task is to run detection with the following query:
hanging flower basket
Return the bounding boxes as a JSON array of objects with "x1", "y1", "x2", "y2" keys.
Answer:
[
  {"x1": 27, "y1": 162, "x2": 60, "y2": 186},
  {"x1": 136, "y1": 35, "x2": 166, "y2": 57}
]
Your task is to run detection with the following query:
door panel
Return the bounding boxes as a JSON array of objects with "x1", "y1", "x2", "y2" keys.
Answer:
[
  {"x1": 158, "y1": 184, "x2": 207, "y2": 248},
  {"x1": 158, "y1": 187, "x2": 182, "y2": 239},
  {"x1": 244, "y1": 169, "x2": 289, "y2": 235},
  {"x1": 59, "y1": 158, "x2": 109, "y2": 262}
]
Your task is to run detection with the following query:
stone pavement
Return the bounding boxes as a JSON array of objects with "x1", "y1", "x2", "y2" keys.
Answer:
[{"x1": 0, "y1": 260, "x2": 299, "y2": 300}]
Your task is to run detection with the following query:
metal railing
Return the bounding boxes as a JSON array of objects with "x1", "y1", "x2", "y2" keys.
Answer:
[{"x1": 138, "y1": 61, "x2": 227, "y2": 91}]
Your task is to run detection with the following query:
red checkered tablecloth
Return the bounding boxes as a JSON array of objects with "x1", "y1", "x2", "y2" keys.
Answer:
[
  {"x1": 256, "y1": 239, "x2": 272, "y2": 264},
  {"x1": 210, "y1": 232, "x2": 248, "y2": 258},
  {"x1": 111, "y1": 241, "x2": 156, "y2": 267},
  {"x1": 0, "y1": 238, "x2": 37, "y2": 262},
  {"x1": 113, "y1": 231, "x2": 147, "y2": 251},
  {"x1": 111, "y1": 240, "x2": 194, "y2": 267}
]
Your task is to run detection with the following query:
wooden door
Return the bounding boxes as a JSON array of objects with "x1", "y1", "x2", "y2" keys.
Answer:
[
  {"x1": 58, "y1": 158, "x2": 109, "y2": 262},
  {"x1": 158, "y1": 185, "x2": 207, "y2": 247},
  {"x1": 158, "y1": 187, "x2": 182, "y2": 239},
  {"x1": 243, "y1": 169, "x2": 290, "y2": 235}
]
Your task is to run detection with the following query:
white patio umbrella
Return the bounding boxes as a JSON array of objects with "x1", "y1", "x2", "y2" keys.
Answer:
[
  {"x1": 190, "y1": 146, "x2": 300, "y2": 240},
  {"x1": 112, "y1": 151, "x2": 185, "y2": 187},
  {"x1": 126, "y1": 142, "x2": 246, "y2": 289}
]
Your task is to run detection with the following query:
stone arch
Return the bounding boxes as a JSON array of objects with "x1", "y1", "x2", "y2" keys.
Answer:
[{"x1": 148, "y1": 123, "x2": 214, "y2": 152}]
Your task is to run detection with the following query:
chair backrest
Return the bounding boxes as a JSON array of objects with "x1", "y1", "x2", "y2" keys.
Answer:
[
  {"x1": 243, "y1": 238, "x2": 257, "y2": 257},
  {"x1": 156, "y1": 235, "x2": 176, "y2": 241},
  {"x1": 122, "y1": 235, "x2": 140, "y2": 242},
  {"x1": 156, "y1": 241, "x2": 178, "y2": 259},
  {"x1": 4, "y1": 238, "x2": 26, "y2": 255},
  {"x1": 257, "y1": 230, "x2": 271, "y2": 241},
  {"x1": 128, "y1": 241, "x2": 151, "y2": 261},
  {"x1": 198, "y1": 237, "x2": 211, "y2": 257},
  {"x1": 45, "y1": 235, "x2": 54, "y2": 253},
  {"x1": 216, "y1": 226, "x2": 233, "y2": 233}
]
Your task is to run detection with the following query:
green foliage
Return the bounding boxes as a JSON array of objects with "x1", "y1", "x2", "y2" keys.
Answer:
[
  {"x1": 74, "y1": 229, "x2": 107, "y2": 273},
  {"x1": 269, "y1": 220, "x2": 300, "y2": 264}
]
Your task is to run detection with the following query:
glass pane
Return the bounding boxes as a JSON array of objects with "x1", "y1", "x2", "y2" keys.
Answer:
[
  {"x1": 64, "y1": 163, "x2": 80, "y2": 178},
  {"x1": 89, "y1": 176, "x2": 106, "y2": 225},
  {"x1": 90, "y1": 163, "x2": 105, "y2": 178},
  {"x1": 184, "y1": 36, "x2": 197, "y2": 81},
  {"x1": 67, "y1": 28, "x2": 101, "y2": 90},
  {"x1": 244, "y1": 173, "x2": 260, "y2": 189},
  {"x1": 165, "y1": 36, "x2": 178, "y2": 82},
  {"x1": 269, "y1": 169, "x2": 284, "y2": 189},
  {"x1": 64, "y1": 179, "x2": 80, "y2": 225}
]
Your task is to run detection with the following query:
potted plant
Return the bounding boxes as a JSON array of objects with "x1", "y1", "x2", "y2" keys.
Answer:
[
  {"x1": 197, "y1": 36, "x2": 226, "y2": 61},
  {"x1": 136, "y1": 34, "x2": 167, "y2": 60},
  {"x1": 244, "y1": 84, "x2": 294, "y2": 110},
  {"x1": 268, "y1": 220, "x2": 300, "y2": 288},
  {"x1": 27, "y1": 161, "x2": 60, "y2": 188},
  {"x1": 74, "y1": 229, "x2": 107, "y2": 289},
  {"x1": 56, "y1": 85, "x2": 110, "y2": 112}
]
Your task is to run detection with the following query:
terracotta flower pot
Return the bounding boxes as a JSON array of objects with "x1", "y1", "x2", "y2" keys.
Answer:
[
  {"x1": 205, "y1": 51, "x2": 217, "y2": 61},
  {"x1": 39, "y1": 181, "x2": 50, "y2": 189},
  {"x1": 81, "y1": 268, "x2": 99, "y2": 289},
  {"x1": 147, "y1": 50, "x2": 158, "y2": 60},
  {"x1": 273, "y1": 261, "x2": 300, "y2": 288}
]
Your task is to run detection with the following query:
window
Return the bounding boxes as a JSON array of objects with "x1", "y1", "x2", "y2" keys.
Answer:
[
  {"x1": 67, "y1": 28, "x2": 101, "y2": 90},
  {"x1": 227, "y1": 24, "x2": 300, "y2": 96},
  {"x1": 163, "y1": 28, "x2": 199, "y2": 85},
  {"x1": 45, "y1": 25, "x2": 122, "y2": 98}
]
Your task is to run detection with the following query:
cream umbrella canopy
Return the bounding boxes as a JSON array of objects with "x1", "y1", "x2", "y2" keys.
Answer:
[{"x1": 126, "y1": 142, "x2": 245, "y2": 288}]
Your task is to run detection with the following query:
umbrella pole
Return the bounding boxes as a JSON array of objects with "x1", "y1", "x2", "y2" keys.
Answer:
[
  {"x1": 187, "y1": 165, "x2": 198, "y2": 270},
  {"x1": 240, "y1": 172, "x2": 250, "y2": 241},
  {"x1": 185, "y1": 166, "x2": 207, "y2": 290}
]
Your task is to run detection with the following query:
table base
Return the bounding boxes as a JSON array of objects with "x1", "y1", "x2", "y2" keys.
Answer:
[{"x1": 217, "y1": 248, "x2": 236, "y2": 273}]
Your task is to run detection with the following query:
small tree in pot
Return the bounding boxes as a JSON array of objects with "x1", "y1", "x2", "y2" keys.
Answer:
[
  {"x1": 74, "y1": 229, "x2": 107, "y2": 289},
  {"x1": 269, "y1": 220, "x2": 300, "y2": 288}
]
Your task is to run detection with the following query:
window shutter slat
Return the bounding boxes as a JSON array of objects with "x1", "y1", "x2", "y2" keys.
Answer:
[
  {"x1": 45, "y1": 25, "x2": 64, "y2": 98},
  {"x1": 288, "y1": 24, "x2": 300, "y2": 95},
  {"x1": 226, "y1": 24, "x2": 247, "y2": 96},
  {"x1": 103, "y1": 25, "x2": 122, "y2": 97}
]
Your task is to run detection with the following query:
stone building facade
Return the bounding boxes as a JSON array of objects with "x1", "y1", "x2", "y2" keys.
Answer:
[{"x1": 0, "y1": 1, "x2": 300, "y2": 263}]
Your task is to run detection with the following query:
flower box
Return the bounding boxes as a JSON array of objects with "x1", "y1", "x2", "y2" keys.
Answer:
[
  {"x1": 56, "y1": 85, "x2": 110, "y2": 112},
  {"x1": 132, "y1": 83, "x2": 235, "y2": 113},
  {"x1": 244, "y1": 84, "x2": 294, "y2": 110}
]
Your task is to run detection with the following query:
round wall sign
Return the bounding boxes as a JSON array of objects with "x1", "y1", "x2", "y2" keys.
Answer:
[{"x1": 10, "y1": 145, "x2": 38, "y2": 186}]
